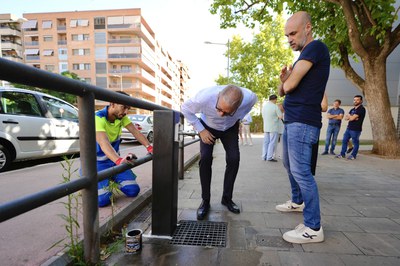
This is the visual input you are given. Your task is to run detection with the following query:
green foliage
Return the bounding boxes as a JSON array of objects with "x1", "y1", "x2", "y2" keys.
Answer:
[
  {"x1": 250, "y1": 114, "x2": 263, "y2": 133},
  {"x1": 210, "y1": 0, "x2": 399, "y2": 68},
  {"x1": 10, "y1": 71, "x2": 81, "y2": 105},
  {"x1": 216, "y1": 15, "x2": 293, "y2": 101},
  {"x1": 49, "y1": 156, "x2": 86, "y2": 265}
]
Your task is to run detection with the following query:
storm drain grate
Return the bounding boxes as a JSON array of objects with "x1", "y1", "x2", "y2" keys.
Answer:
[
  {"x1": 170, "y1": 220, "x2": 227, "y2": 247},
  {"x1": 132, "y1": 206, "x2": 152, "y2": 223}
]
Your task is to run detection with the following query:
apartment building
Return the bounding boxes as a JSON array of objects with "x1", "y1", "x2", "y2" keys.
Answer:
[
  {"x1": 21, "y1": 9, "x2": 189, "y2": 112},
  {"x1": 0, "y1": 14, "x2": 25, "y2": 63}
]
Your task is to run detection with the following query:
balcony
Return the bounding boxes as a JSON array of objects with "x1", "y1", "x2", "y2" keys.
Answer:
[
  {"x1": 1, "y1": 41, "x2": 22, "y2": 50},
  {"x1": 109, "y1": 69, "x2": 135, "y2": 74},
  {"x1": 25, "y1": 55, "x2": 40, "y2": 61},
  {"x1": 107, "y1": 23, "x2": 140, "y2": 30},
  {"x1": 24, "y1": 41, "x2": 39, "y2": 46},
  {"x1": 108, "y1": 39, "x2": 139, "y2": 44},
  {"x1": 108, "y1": 53, "x2": 140, "y2": 59},
  {"x1": 58, "y1": 40, "x2": 67, "y2": 45},
  {"x1": 57, "y1": 26, "x2": 66, "y2": 31},
  {"x1": 0, "y1": 28, "x2": 21, "y2": 36}
]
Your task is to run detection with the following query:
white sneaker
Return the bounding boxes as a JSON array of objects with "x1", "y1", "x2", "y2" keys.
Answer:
[
  {"x1": 275, "y1": 200, "x2": 305, "y2": 212},
  {"x1": 283, "y1": 224, "x2": 324, "y2": 244}
]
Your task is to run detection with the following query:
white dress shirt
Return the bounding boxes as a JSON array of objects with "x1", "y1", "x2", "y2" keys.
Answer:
[{"x1": 181, "y1": 85, "x2": 258, "y2": 132}]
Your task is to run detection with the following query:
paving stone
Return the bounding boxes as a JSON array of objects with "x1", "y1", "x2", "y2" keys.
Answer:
[
  {"x1": 339, "y1": 254, "x2": 400, "y2": 266},
  {"x1": 350, "y1": 206, "x2": 400, "y2": 219},
  {"x1": 264, "y1": 213, "x2": 304, "y2": 229},
  {"x1": 277, "y1": 251, "x2": 345, "y2": 266},
  {"x1": 228, "y1": 226, "x2": 247, "y2": 250},
  {"x1": 349, "y1": 217, "x2": 400, "y2": 233},
  {"x1": 301, "y1": 231, "x2": 362, "y2": 255},
  {"x1": 343, "y1": 232, "x2": 400, "y2": 256},
  {"x1": 241, "y1": 200, "x2": 277, "y2": 213},
  {"x1": 320, "y1": 204, "x2": 363, "y2": 217},
  {"x1": 219, "y1": 249, "x2": 264, "y2": 265},
  {"x1": 387, "y1": 197, "x2": 400, "y2": 204},
  {"x1": 321, "y1": 216, "x2": 363, "y2": 232},
  {"x1": 228, "y1": 212, "x2": 267, "y2": 227}
]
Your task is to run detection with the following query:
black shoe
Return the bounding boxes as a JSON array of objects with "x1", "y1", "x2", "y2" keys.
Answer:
[
  {"x1": 221, "y1": 197, "x2": 240, "y2": 214},
  {"x1": 267, "y1": 159, "x2": 278, "y2": 162},
  {"x1": 346, "y1": 147, "x2": 354, "y2": 154},
  {"x1": 197, "y1": 200, "x2": 210, "y2": 220}
]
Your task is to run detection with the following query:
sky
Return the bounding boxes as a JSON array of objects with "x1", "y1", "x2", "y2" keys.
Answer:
[{"x1": 2, "y1": 0, "x2": 256, "y2": 95}]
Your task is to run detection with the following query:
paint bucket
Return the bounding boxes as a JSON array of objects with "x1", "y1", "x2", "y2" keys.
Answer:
[{"x1": 125, "y1": 229, "x2": 142, "y2": 253}]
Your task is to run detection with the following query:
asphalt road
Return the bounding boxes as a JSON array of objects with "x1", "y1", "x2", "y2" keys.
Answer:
[{"x1": 0, "y1": 141, "x2": 146, "y2": 266}]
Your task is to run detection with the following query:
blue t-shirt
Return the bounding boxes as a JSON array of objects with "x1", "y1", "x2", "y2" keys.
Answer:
[
  {"x1": 328, "y1": 108, "x2": 345, "y2": 125},
  {"x1": 284, "y1": 40, "x2": 330, "y2": 128},
  {"x1": 347, "y1": 105, "x2": 366, "y2": 131}
]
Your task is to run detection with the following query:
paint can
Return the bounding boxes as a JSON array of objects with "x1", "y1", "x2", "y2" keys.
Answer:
[{"x1": 125, "y1": 229, "x2": 142, "y2": 253}]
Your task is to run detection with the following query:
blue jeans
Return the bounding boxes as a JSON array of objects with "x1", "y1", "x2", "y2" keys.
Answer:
[
  {"x1": 262, "y1": 132, "x2": 278, "y2": 160},
  {"x1": 282, "y1": 122, "x2": 321, "y2": 229},
  {"x1": 324, "y1": 124, "x2": 340, "y2": 153},
  {"x1": 340, "y1": 129, "x2": 362, "y2": 158}
]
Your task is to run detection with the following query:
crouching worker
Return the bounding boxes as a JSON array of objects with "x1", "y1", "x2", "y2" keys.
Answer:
[{"x1": 95, "y1": 91, "x2": 153, "y2": 207}]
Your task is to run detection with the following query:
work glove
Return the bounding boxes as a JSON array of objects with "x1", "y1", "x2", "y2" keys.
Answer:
[
  {"x1": 146, "y1": 145, "x2": 153, "y2": 155},
  {"x1": 115, "y1": 153, "x2": 137, "y2": 165}
]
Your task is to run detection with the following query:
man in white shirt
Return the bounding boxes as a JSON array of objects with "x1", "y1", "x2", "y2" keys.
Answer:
[
  {"x1": 261, "y1": 95, "x2": 282, "y2": 162},
  {"x1": 181, "y1": 85, "x2": 257, "y2": 220}
]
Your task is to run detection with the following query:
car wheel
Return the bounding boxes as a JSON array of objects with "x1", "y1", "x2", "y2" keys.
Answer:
[
  {"x1": 147, "y1": 131, "x2": 154, "y2": 143},
  {"x1": 0, "y1": 144, "x2": 11, "y2": 172}
]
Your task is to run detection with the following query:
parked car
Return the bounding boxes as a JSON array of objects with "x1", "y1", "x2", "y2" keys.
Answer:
[
  {"x1": 121, "y1": 114, "x2": 154, "y2": 143},
  {"x1": 0, "y1": 87, "x2": 79, "y2": 172}
]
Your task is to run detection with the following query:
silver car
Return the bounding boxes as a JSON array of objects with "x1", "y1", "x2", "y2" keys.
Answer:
[
  {"x1": 121, "y1": 114, "x2": 153, "y2": 143},
  {"x1": 0, "y1": 87, "x2": 79, "y2": 172}
]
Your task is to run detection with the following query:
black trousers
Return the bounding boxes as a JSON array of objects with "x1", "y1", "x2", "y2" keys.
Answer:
[{"x1": 199, "y1": 120, "x2": 240, "y2": 201}]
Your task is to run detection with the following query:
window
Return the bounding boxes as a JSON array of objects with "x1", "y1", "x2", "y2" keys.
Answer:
[
  {"x1": 94, "y1": 32, "x2": 106, "y2": 44},
  {"x1": 42, "y1": 96, "x2": 78, "y2": 121},
  {"x1": 42, "y1": 20, "x2": 52, "y2": 29},
  {"x1": 0, "y1": 92, "x2": 42, "y2": 117},
  {"x1": 72, "y1": 63, "x2": 91, "y2": 70},
  {"x1": 94, "y1": 17, "x2": 105, "y2": 29},
  {"x1": 59, "y1": 62, "x2": 68, "y2": 73},
  {"x1": 95, "y1": 62, "x2": 107, "y2": 74},
  {"x1": 58, "y1": 48, "x2": 67, "y2": 55},
  {"x1": 95, "y1": 47, "x2": 106, "y2": 59},
  {"x1": 43, "y1": 35, "x2": 53, "y2": 42},
  {"x1": 71, "y1": 34, "x2": 89, "y2": 41},
  {"x1": 44, "y1": 65, "x2": 55, "y2": 71},
  {"x1": 72, "y1": 48, "x2": 90, "y2": 56}
]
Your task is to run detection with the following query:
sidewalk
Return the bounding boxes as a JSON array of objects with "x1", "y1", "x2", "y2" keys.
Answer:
[{"x1": 106, "y1": 136, "x2": 400, "y2": 266}]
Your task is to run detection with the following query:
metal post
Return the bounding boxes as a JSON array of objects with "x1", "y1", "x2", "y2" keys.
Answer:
[
  {"x1": 178, "y1": 116, "x2": 184, "y2": 180},
  {"x1": 78, "y1": 92, "x2": 100, "y2": 264},
  {"x1": 152, "y1": 110, "x2": 180, "y2": 236}
]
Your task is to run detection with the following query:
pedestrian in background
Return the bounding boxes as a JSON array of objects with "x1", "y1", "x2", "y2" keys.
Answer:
[
  {"x1": 336, "y1": 95, "x2": 366, "y2": 160},
  {"x1": 261, "y1": 94, "x2": 282, "y2": 162},
  {"x1": 322, "y1": 99, "x2": 344, "y2": 155},
  {"x1": 241, "y1": 112, "x2": 253, "y2": 146}
]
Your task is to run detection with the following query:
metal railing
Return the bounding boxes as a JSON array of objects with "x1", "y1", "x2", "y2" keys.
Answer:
[{"x1": 0, "y1": 58, "x2": 199, "y2": 264}]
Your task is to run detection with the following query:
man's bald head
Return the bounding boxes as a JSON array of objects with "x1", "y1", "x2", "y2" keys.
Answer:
[
  {"x1": 220, "y1": 85, "x2": 243, "y2": 111},
  {"x1": 288, "y1": 11, "x2": 311, "y2": 27}
]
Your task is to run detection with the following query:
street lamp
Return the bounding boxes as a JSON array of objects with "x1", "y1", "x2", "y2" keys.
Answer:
[
  {"x1": 112, "y1": 74, "x2": 123, "y2": 91},
  {"x1": 204, "y1": 39, "x2": 230, "y2": 81}
]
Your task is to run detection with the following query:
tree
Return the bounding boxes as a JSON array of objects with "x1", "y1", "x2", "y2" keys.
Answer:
[
  {"x1": 210, "y1": 0, "x2": 400, "y2": 157},
  {"x1": 11, "y1": 71, "x2": 80, "y2": 105},
  {"x1": 216, "y1": 16, "x2": 293, "y2": 103}
]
